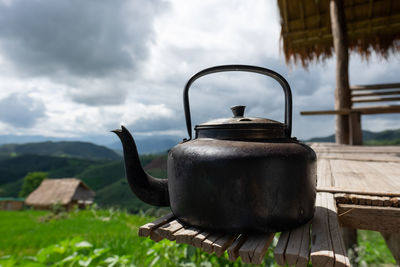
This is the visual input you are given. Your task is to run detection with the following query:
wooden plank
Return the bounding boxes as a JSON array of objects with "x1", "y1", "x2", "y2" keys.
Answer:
[
  {"x1": 252, "y1": 233, "x2": 275, "y2": 265},
  {"x1": 381, "y1": 232, "x2": 400, "y2": 264},
  {"x1": 354, "y1": 161, "x2": 396, "y2": 196},
  {"x1": 349, "y1": 111, "x2": 362, "y2": 145},
  {"x1": 351, "y1": 83, "x2": 400, "y2": 90},
  {"x1": 326, "y1": 193, "x2": 350, "y2": 267},
  {"x1": 138, "y1": 213, "x2": 174, "y2": 237},
  {"x1": 174, "y1": 226, "x2": 201, "y2": 244},
  {"x1": 295, "y1": 221, "x2": 311, "y2": 267},
  {"x1": 318, "y1": 187, "x2": 400, "y2": 197},
  {"x1": 193, "y1": 231, "x2": 211, "y2": 248},
  {"x1": 352, "y1": 105, "x2": 400, "y2": 114},
  {"x1": 314, "y1": 145, "x2": 400, "y2": 153},
  {"x1": 352, "y1": 90, "x2": 400, "y2": 97},
  {"x1": 227, "y1": 234, "x2": 247, "y2": 262},
  {"x1": 320, "y1": 158, "x2": 400, "y2": 197},
  {"x1": 338, "y1": 204, "x2": 400, "y2": 233},
  {"x1": 334, "y1": 193, "x2": 400, "y2": 207},
  {"x1": 317, "y1": 159, "x2": 333, "y2": 188},
  {"x1": 301, "y1": 105, "x2": 400, "y2": 116},
  {"x1": 311, "y1": 193, "x2": 335, "y2": 267},
  {"x1": 318, "y1": 153, "x2": 400, "y2": 162},
  {"x1": 274, "y1": 231, "x2": 290, "y2": 266},
  {"x1": 238, "y1": 233, "x2": 274, "y2": 265},
  {"x1": 391, "y1": 197, "x2": 400, "y2": 207},
  {"x1": 285, "y1": 225, "x2": 304, "y2": 265},
  {"x1": 153, "y1": 220, "x2": 184, "y2": 241},
  {"x1": 238, "y1": 235, "x2": 258, "y2": 263},
  {"x1": 367, "y1": 161, "x2": 400, "y2": 192},
  {"x1": 202, "y1": 233, "x2": 224, "y2": 254},
  {"x1": 251, "y1": 233, "x2": 275, "y2": 265},
  {"x1": 212, "y1": 234, "x2": 239, "y2": 257},
  {"x1": 149, "y1": 230, "x2": 164, "y2": 242},
  {"x1": 352, "y1": 96, "x2": 400, "y2": 103},
  {"x1": 301, "y1": 110, "x2": 349, "y2": 115}
]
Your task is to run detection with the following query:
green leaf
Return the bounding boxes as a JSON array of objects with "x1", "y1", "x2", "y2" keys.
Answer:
[
  {"x1": 78, "y1": 258, "x2": 92, "y2": 267},
  {"x1": 75, "y1": 241, "x2": 93, "y2": 249}
]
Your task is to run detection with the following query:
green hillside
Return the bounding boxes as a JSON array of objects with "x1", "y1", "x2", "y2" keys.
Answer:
[
  {"x1": 95, "y1": 179, "x2": 155, "y2": 213},
  {"x1": 0, "y1": 154, "x2": 103, "y2": 186},
  {"x1": 0, "y1": 148, "x2": 166, "y2": 212},
  {"x1": 0, "y1": 141, "x2": 121, "y2": 160},
  {"x1": 307, "y1": 128, "x2": 400, "y2": 144},
  {"x1": 76, "y1": 161, "x2": 125, "y2": 191}
]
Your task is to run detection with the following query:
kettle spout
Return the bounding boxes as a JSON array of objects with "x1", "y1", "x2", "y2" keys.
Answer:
[{"x1": 112, "y1": 126, "x2": 169, "y2": 207}]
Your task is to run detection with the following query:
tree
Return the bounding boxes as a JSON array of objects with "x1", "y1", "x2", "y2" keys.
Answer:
[{"x1": 19, "y1": 172, "x2": 48, "y2": 197}]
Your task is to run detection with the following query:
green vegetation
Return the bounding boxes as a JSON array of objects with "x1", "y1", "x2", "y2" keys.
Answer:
[
  {"x1": 0, "y1": 155, "x2": 103, "y2": 186},
  {"x1": 0, "y1": 210, "x2": 396, "y2": 266},
  {"x1": 307, "y1": 128, "x2": 400, "y2": 144},
  {"x1": 0, "y1": 148, "x2": 166, "y2": 212},
  {"x1": 19, "y1": 172, "x2": 47, "y2": 197},
  {"x1": 95, "y1": 179, "x2": 155, "y2": 213},
  {"x1": 0, "y1": 141, "x2": 121, "y2": 161},
  {"x1": 356, "y1": 230, "x2": 396, "y2": 265},
  {"x1": 76, "y1": 161, "x2": 125, "y2": 191},
  {"x1": 0, "y1": 209, "x2": 275, "y2": 266}
]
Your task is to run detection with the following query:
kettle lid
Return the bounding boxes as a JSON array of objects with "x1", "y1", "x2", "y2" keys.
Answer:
[{"x1": 194, "y1": 105, "x2": 288, "y2": 140}]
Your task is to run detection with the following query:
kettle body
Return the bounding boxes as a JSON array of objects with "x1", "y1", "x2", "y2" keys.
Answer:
[
  {"x1": 113, "y1": 65, "x2": 316, "y2": 233},
  {"x1": 168, "y1": 138, "x2": 316, "y2": 233}
]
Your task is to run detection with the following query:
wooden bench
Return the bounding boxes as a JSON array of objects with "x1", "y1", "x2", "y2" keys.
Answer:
[
  {"x1": 138, "y1": 192, "x2": 350, "y2": 266},
  {"x1": 301, "y1": 83, "x2": 400, "y2": 145}
]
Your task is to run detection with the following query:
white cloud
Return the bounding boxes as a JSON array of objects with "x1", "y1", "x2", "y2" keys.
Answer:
[{"x1": 0, "y1": 0, "x2": 398, "y2": 143}]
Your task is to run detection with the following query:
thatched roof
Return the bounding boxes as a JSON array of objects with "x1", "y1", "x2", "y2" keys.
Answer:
[
  {"x1": 278, "y1": 0, "x2": 400, "y2": 66},
  {"x1": 25, "y1": 178, "x2": 95, "y2": 207}
]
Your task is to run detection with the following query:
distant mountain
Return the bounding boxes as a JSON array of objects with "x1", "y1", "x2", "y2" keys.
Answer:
[
  {"x1": 306, "y1": 129, "x2": 400, "y2": 145},
  {"x1": 0, "y1": 154, "x2": 103, "y2": 187},
  {"x1": 108, "y1": 136, "x2": 181, "y2": 154},
  {"x1": 0, "y1": 141, "x2": 121, "y2": 160},
  {"x1": 0, "y1": 133, "x2": 182, "y2": 155},
  {"x1": 0, "y1": 134, "x2": 116, "y2": 146}
]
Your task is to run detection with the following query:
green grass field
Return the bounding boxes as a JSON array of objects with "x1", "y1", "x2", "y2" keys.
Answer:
[{"x1": 0, "y1": 209, "x2": 396, "y2": 266}]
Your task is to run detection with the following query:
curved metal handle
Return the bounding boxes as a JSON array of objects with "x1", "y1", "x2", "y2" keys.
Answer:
[{"x1": 183, "y1": 65, "x2": 293, "y2": 140}]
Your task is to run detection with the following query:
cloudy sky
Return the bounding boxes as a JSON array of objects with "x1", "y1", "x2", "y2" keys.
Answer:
[{"x1": 0, "y1": 0, "x2": 399, "y2": 144}]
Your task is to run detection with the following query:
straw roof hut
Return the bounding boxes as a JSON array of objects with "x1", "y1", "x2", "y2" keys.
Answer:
[
  {"x1": 25, "y1": 178, "x2": 95, "y2": 210},
  {"x1": 277, "y1": 0, "x2": 400, "y2": 144},
  {"x1": 278, "y1": 0, "x2": 400, "y2": 66}
]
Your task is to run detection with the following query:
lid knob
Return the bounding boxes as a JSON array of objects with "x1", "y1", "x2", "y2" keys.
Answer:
[{"x1": 231, "y1": 105, "x2": 246, "y2": 118}]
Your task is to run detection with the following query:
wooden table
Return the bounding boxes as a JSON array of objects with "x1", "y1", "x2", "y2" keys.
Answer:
[{"x1": 138, "y1": 143, "x2": 400, "y2": 266}]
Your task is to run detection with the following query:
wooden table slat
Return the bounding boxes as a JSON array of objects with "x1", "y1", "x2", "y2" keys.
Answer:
[
  {"x1": 326, "y1": 193, "x2": 350, "y2": 267},
  {"x1": 138, "y1": 213, "x2": 174, "y2": 237},
  {"x1": 311, "y1": 193, "x2": 335, "y2": 267},
  {"x1": 174, "y1": 226, "x2": 201, "y2": 244},
  {"x1": 274, "y1": 231, "x2": 290, "y2": 265},
  {"x1": 153, "y1": 220, "x2": 184, "y2": 241},
  {"x1": 193, "y1": 231, "x2": 211, "y2": 248},
  {"x1": 227, "y1": 234, "x2": 247, "y2": 262},
  {"x1": 295, "y1": 221, "x2": 311, "y2": 267},
  {"x1": 212, "y1": 234, "x2": 239, "y2": 257}
]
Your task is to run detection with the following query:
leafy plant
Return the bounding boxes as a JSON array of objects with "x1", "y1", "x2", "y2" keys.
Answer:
[{"x1": 19, "y1": 172, "x2": 47, "y2": 197}]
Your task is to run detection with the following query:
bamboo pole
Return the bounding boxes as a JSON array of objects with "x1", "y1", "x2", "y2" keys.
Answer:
[{"x1": 330, "y1": 0, "x2": 352, "y2": 144}]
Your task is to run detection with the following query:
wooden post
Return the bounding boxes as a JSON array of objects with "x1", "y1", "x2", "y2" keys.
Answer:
[
  {"x1": 349, "y1": 112, "x2": 362, "y2": 145},
  {"x1": 330, "y1": 0, "x2": 351, "y2": 144},
  {"x1": 381, "y1": 232, "x2": 400, "y2": 265}
]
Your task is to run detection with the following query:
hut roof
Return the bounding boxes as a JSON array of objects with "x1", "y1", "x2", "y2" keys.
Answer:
[
  {"x1": 277, "y1": 0, "x2": 400, "y2": 66},
  {"x1": 25, "y1": 178, "x2": 95, "y2": 207}
]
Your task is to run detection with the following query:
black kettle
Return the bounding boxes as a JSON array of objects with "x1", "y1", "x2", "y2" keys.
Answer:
[{"x1": 113, "y1": 65, "x2": 316, "y2": 233}]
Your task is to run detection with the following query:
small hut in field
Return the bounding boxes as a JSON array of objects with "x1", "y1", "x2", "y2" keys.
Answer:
[
  {"x1": 25, "y1": 178, "x2": 95, "y2": 210},
  {"x1": 0, "y1": 197, "x2": 24, "y2": 210}
]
